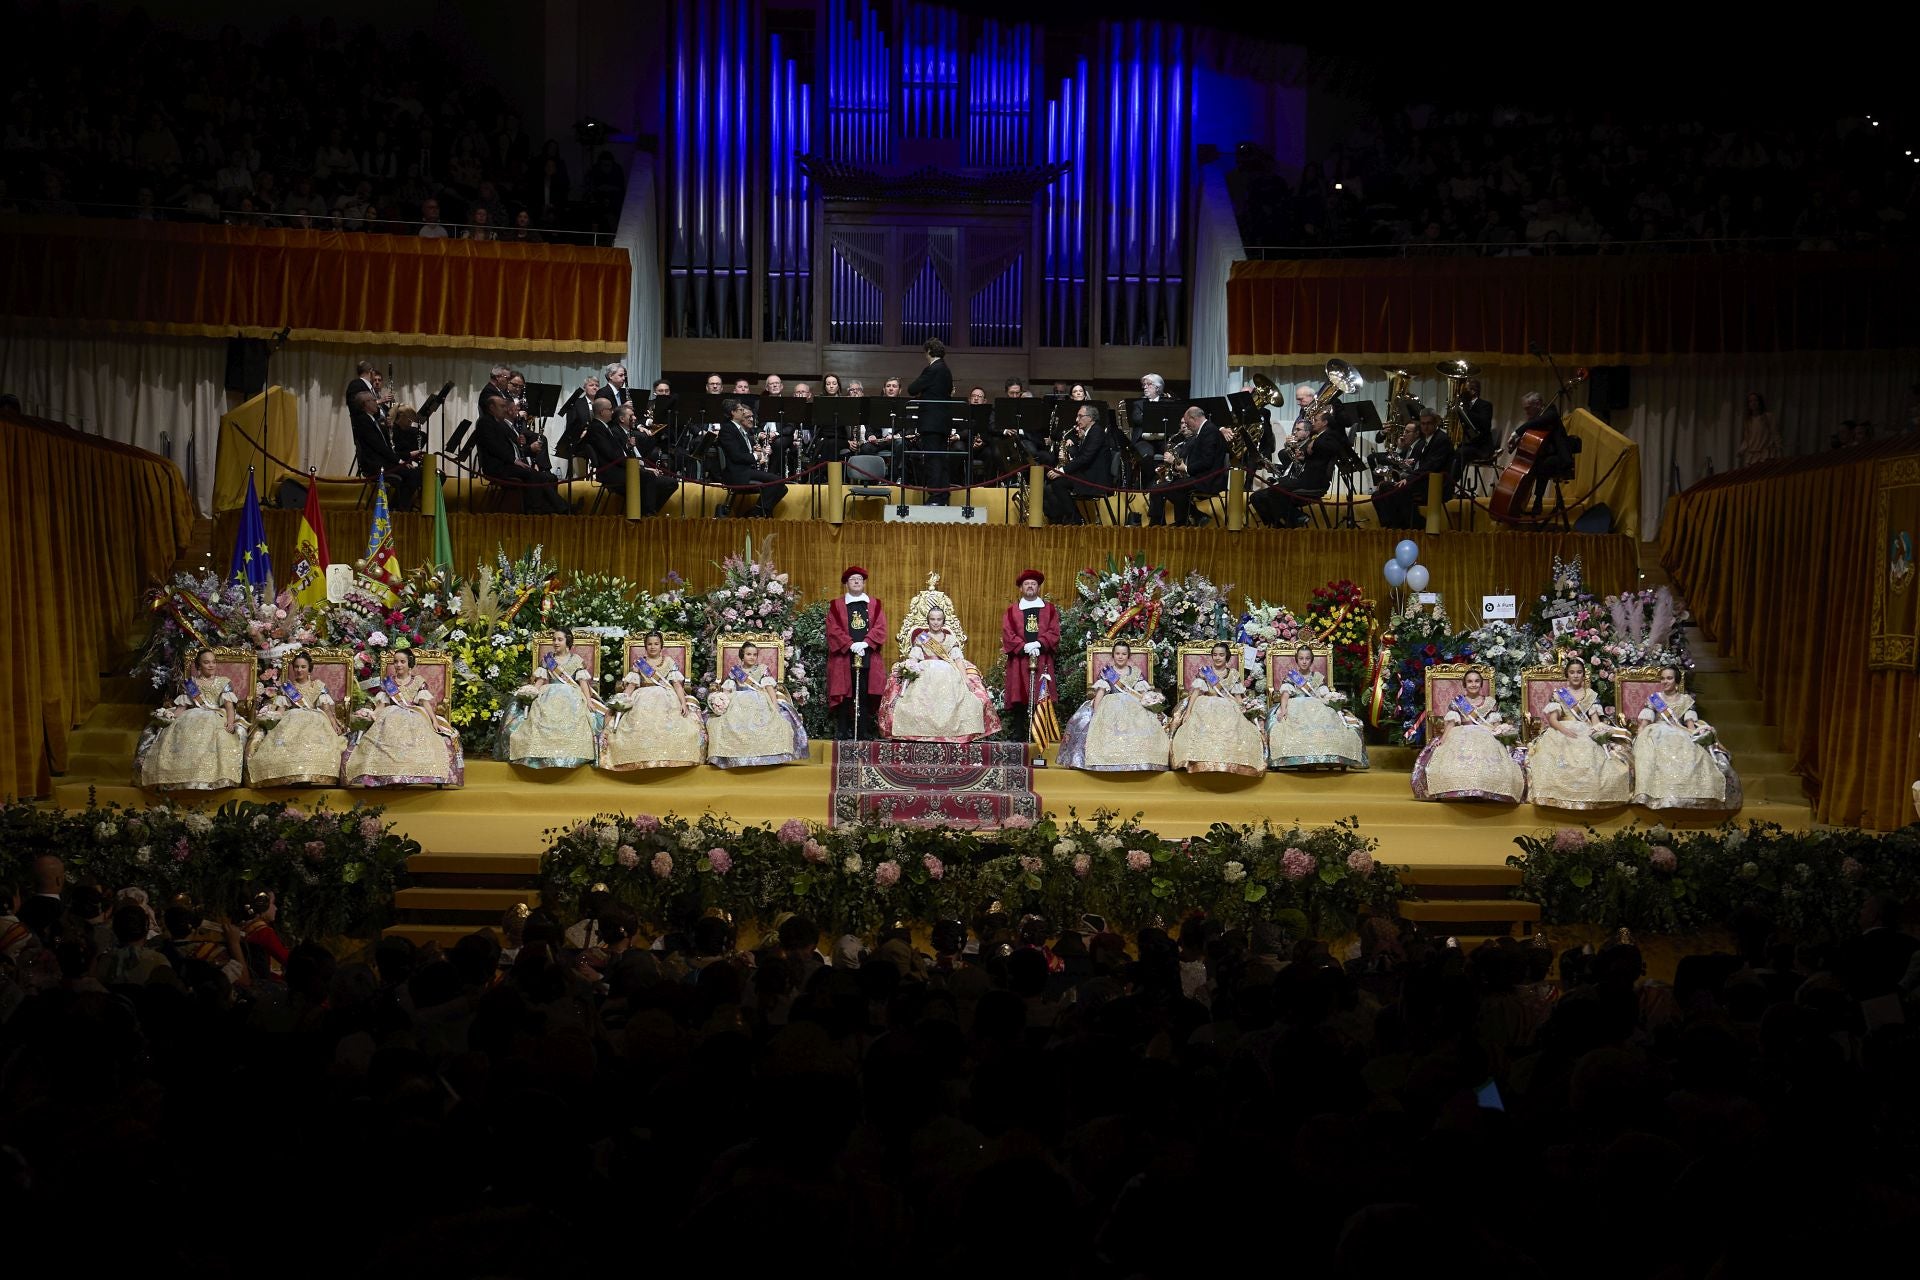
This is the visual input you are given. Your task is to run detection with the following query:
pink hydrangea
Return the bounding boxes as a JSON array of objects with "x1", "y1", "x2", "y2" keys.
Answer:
[
  {"x1": 803, "y1": 838, "x2": 828, "y2": 864},
  {"x1": 875, "y1": 860, "x2": 901, "y2": 887},
  {"x1": 173, "y1": 837, "x2": 192, "y2": 862},
  {"x1": 1019, "y1": 855, "x2": 1044, "y2": 875},
  {"x1": 1841, "y1": 856, "x2": 1863, "y2": 880},
  {"x1": 707, "y1": 847, "x2": 733, "y2": 875},
  {"x1": 650, "y1": 851, "x2": 674, "y2": 878},
  {"x1": 270, "y1": 838, "x2": 289, "y2": 856},
  {"x1": 1281, "y1": 847, "x2": 1315, "y2": 880},
  {"x1": 778, "y1": 818, "x2": 809, "y2": 846},
  {"x1": 302, "y1": 840, "x2": 326, "y2": 863},
  {"x1": 616, "y1": 844, "x2": 639, "y2": 869},
  {"x1": 1003, "y1": 815, "x2": 1035, "y2": 830},
  {"x1": 1648, "y1": 845, "x2": 1677, "y2": 872},
  {"x1": 1553, "y1": 828, "x2": 1587, "y2": 852},
  {"x1": 632, "y1": 814, "x2": 661, "y2": 835},
  {"x1": 280, "y1": 807, "x2": 303, "y2": 823},
  {"x1": 1126, "y1": 849, "x2": 1151, "y2": 872},
  {"x1": 359, "y1": 815, "x2": 382, "y2": 840},
  {"x1": 1346, "y1": 849, "x2": 1375, "y2": 876},
  {"x1": 923, "y1": 854, "x2": 944, "y2": 880},
  {"x1": 1073, "y1": 853, "x2": 1092, "y2": 878}
]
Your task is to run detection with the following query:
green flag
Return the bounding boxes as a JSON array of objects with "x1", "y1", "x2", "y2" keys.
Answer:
[{"x1": 430, "y1": 469, "x2": 454, "y2": 573}]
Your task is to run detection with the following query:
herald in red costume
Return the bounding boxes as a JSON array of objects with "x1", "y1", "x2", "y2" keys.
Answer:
[
  {"x1": 1001, "y1": 569, "x2": 1060, "y2": 707},
  {"x1": 826, "y1": 566, "x2": 888, "y2": 710}
]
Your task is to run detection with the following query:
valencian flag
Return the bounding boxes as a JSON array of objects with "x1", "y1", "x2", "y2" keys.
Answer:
[
  {"x1": 429, "y1": 467, "x2": 454, "y2": 574},
  {"x1": 227, "y1": 470, "x2": 274, "y2": 594},
  {"x1": 1029, "y1": 671, "x2": 1062, "y2": 750},
  {"x1": 364, "y1": 476, "x2": 403, "y2": 605},
  {"x1": 290, "y1": 472, "x2": 332, "y2": 611}
]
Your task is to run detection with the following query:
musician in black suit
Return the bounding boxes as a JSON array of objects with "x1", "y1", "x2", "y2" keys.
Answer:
[
  {"x1": 715, "y1": 398, "x2": 787, "y2": 517},
  {"x1": 556, "y1": 374, "x2": 602, "y2": 462},
  {"x1": 1149, "y1": 406, "x2": 1232, "y2": 527},
  {"x1": 616, "y1": 402, "x2": 679, "y2": 515},
  {"x1": 351, "y1": 389, "x2": 421, "y2": 510},
  {"x1": 1044, "y1": 403, "x2": 1113, "y2": 524},
  {"x1": 601, "y1": 362, "x2": 634, "y2": 413},
  {"x1": 1372, "y1": 412, "x2": 1455, "y2": 529},
  {"x1": 1456, "y1": 379, "x2": 1494, "y2": 458},
  {"x1": 1251, "y1": 407, "x2": 1343, "y2": 527},
  {"x1": 346, "y1": 360, "x2": 377, "y2": 404},
  {"x1": 474, "y1": 389, "x2": 569, "y2": 513},
  {"x1": 906, "y1": 339, "x2": 953, "y2": 401},
  {"x1": 1506, "y1": 391, "x2": 1574, "y2": 517},
  {"x1": 1127, "y1": 372, "x2": 1178, "y2": 476}
]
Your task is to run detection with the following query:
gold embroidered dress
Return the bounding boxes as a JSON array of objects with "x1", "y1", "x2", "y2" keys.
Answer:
[
  {"x1": 137, "y1": 675, "x2": 246, "y2": 790},
  {"x1": 1169, "y1": 671, "x2": 1267, "y2": 776},
  {"x1": 878, "y1": 628, "x2": 1002, "y2": 742},
  {"x1": 344, "y1": 674, "x2": 464, "y2": 786},
  {"x1": 1412, "y1": 695, "x2": 1526, "y2": 802},
  {"x1": 1267, "y1": 672, "x2": 1370, "y2": 771},
  {"x1": 599, "y1": 659, "x2": 706, "y2": 770},
  {"x1": 1058, "y1": 663, "x2": 1170, "y2": 772},
  {"x1": 246, "y1": 678, "x2": 346, "y2": 787},
  {"x1": 500, "y1": 651, "x2": 602, "y2": 768},
  {"x1": 1632, "y1": 691, "x2": 1741, "y2": 810},
  {"x1": 1525, "y1": 686, "x2": 1632, "y2": 809},
  {"x1": 706, "y1": 662, "x2": 809, "y2": 767}
]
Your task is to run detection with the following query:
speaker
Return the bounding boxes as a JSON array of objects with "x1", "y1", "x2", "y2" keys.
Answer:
[
  {"x1": 1586, "y1": 366, "x2": 1632, "y2": 412},
  {"x1": 273, "y1": 477, "x2": 310, "y2": 509},
  {"x1": 225, "y1": 338, "x2": 269, "y2": 395},
  {"x1": 1573, "y1": 502, "x2": 1613, "y2": 535}
]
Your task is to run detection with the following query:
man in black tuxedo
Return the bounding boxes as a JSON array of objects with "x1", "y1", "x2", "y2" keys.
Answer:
[
  {"x1": 351, "y1": 389, "x2": 421, "y2": 509},
  {"x1": 715, "y1": 398, "x2": 787, "y2": 517},
  {"x1": 601, "y1": 362, "x2": 634, "y2": 413},
  {"x1": 346, "y1": 359, "x2": 377, "y2": 404},
  {"x1": 1456, "y1": 379, "x2": 1495, "y2": 457},
  {"x1": 1044, "y1": 402, "x2": 1114, "y2": 524},
  {"x1": 18, "y1": 853, "x2": 66, "y2": 940},
  {"x1": 1372, "y1": 412, "x2": 1455, "y2": 529},
  {"x1": 1148, "y1": 405, "x2": 1232, "y2": 527},
  {"x1": 1506, "y1": 391, "x2": 1574, "y2": 517},
  {"x1": 556, "y1": 373, "x2": 601, "y2": 463},
  {"x1": 617, "y1": 403, "x2": 680, "y2": 514},
  {"x1": 1252, "y1": 406, "x2": 1343, "y2": 527},
  {"x1": 906, "y1": 339, "x2": 953, "y2": 401},
  {"x1": 474, "y1": 389, "x2": 569, "y2": 513}
]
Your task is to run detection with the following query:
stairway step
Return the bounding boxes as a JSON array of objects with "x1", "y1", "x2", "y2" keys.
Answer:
[
  {"x1": 394, "y1": 886, "x2": 541, "y2": 912},
  {"x1": 408, "y1": 852, "x2": 546, "y2": 877}
]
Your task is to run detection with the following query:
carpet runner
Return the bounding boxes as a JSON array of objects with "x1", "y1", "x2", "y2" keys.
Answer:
[{"x1": 829, "y1": 740, "x2": 1041, "y2": 828}]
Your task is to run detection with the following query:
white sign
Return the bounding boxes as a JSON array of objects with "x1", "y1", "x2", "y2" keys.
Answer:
[
  {"x1": 1417, "y1": 591, "x2": 1440, "y2": 605},
  {"x1": 1482, "y1": 594, "x2": 1517, "y2": 620}
]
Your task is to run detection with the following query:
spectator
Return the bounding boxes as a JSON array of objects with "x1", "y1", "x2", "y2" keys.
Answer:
[{"x1": 418, "y1": 197, "x2": 448, "y2": 239}]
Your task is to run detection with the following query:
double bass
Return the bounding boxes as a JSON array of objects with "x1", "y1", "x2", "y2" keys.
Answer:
[{"x1": 1489, "y1": 409, "x2": 1572, "y2": 525}]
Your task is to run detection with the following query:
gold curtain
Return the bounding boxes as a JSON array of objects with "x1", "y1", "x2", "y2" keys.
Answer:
[
  {"x1": 213, "y1": 387, "x2": 300, "y2": 512},
  {"x1": 226, "y1": 506, "x2": 1637, "y2": 656},
  {"x1": 1563, "y1": 409, "x2": 1640, "y2": 539},
  {"x1": 1661, "y1": 439, "x2": 1920, "y2": 829},
  {"x1": 0, "y1": 414, "x2": 196, "y2": 799},
  {"x1": 0, "y1": 218, "x2": 631, "y2": 351}
]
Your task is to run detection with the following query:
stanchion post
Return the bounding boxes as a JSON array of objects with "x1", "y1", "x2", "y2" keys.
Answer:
[
  {"x1": 1027, "y1": 464, "x2": 1047, "y2": 527},
  {"x1": 624, "y1": 458, "x2": 642, "y2": 520},
  {"x1": 1227, "y1": 468, "x2": 1246, "y2": 531},
  {"x1": 828, "y1": 460, "x2": 845, "y2": 525},
  {"x1": 1425, "y1": 471, "x2": 1445, "y2": 535}
]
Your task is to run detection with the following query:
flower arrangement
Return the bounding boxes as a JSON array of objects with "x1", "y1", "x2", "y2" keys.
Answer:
[
  {"x1": 0, "y1": 795, "x2": 419, "y2": 939},
  {"x1": 1058, "y1": 554, "x2": 1233, "y2": 708},
  {"x1": 1305, "y1": 579, "x2": 1378, "y2": 696},
  {"x1": 540, "y1": 808, "x2": 1408, "y2": 939},
  {"x1": 137, "y1": 573, "x2": 316, "y2": 685},
  {"x1": 1234, "y1": 601, "x2": 1305, "y2": 692}
]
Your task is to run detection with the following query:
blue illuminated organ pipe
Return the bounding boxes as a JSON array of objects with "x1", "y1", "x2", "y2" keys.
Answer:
[
  {"x1": 766, "y1": 33, "x2": 812, "y2": 341},
  {"x1": 1044, "y1": 61, "x2": 1088, "y2": 346},
  {"x1": 666, "y1": 0, "x2": 754, "y2": 339},
  {"x1": 1102, "y1": 20, "x2": 1186, "y2": 345}
]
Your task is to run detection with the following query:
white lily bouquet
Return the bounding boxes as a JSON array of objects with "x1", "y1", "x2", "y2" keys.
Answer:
[
  {"x1": 607, "y1": 692, "x2": 636, "y2": 714},
  {"x1": 351, "y1": 705, "x2": 377, "y2": 726},
  {"x1": 512, "y1": 684, "x2": 543, "y2": 705}
]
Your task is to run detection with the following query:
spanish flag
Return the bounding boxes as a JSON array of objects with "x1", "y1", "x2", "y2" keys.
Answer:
[
  {"x1": 364, "y1": 476, "x2": 403, "y2": 605},
  {"x1": 1029, "y1": 671, "x2": 1062, "y2": 751},
  {"x1": 290, "y1": 474, "x2": 332, "y2": 612}
]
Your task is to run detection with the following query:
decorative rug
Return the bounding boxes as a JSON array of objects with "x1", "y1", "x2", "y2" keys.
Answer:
[{"x1": 830, "y1": 740, "x2": 1041, "y2": 828}]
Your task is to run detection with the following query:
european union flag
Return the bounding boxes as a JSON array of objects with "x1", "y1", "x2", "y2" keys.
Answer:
[{"x1": 227, "y1": 471, "x2": 274, "y2": 593}]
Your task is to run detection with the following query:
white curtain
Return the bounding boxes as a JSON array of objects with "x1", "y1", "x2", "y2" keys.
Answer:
[
  {"x1": 1241, "y1": 353, "x2": 1919, "y2": 539},
  {"x1": 0, "y1": 325, "x2": 614, "y2": 512},
  {"x1": 1187, "y1": 166, "x2": 1246, "y2": 399},
  {"x1": 617, "y1": 152, "x2": 663, "y2": 389}
]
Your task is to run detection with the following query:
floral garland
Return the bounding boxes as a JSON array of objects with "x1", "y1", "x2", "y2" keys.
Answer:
[
  {"x1": 137, "y1": 574, "x2": 317, "y2": 687},
  {"x1": 540, "y1": 810, "x2": 1406, "y2": 940},
  {"x1": 1057, "y1": 554, "x2": 1233, "y2": 707},
  {"x1": 687, "y1": 536, "x2": 808, "y2": 709},
  {"x1": 1304, "y1": 579, "x2": 1378, "y2": 695},
  {"x1": 0, "y1": 796, "x2": 419, "y2": 940}
]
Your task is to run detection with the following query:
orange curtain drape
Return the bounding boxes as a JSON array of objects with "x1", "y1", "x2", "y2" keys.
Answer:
[
  {"x1": 220, "y1": 508, "x2": 1638, "y2": 666},
  {"x1": 1227, "y1": 253, "x2": 1920, "y2": 365},
  {"x1": 0, "y1": 413, "x2": 196, "y2": 799},
  {"x1": 1660, "y1": 438, "x2": 1920, "y2": 830},
  {"x1": 0, "y1": 219, "x2": 630, "y2": 351}
]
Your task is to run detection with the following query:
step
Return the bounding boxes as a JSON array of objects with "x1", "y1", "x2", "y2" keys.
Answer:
[
  {"x1": 1397, "y1": 865, "x2": 1524, "y2": 887},
  {"x1": 1397, "y1": 898, "x2": 1541, "y2": 923},
  {"x1": 407, "y1": 852, "x2": 545, "y2": 878},
  {"x1": 393, "y1": 887, "x2": 541, "y2": 913}
]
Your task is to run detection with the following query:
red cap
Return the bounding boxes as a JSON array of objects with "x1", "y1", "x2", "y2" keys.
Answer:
[
  {"x1": 1015, "y1": 569, "x2": 1044, "y2": 586},
  {"x1": 842, "y1": 566, "x2": 869, "y2": 582}
]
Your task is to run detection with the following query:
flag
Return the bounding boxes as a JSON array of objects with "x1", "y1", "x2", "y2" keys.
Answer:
[
  {"x1": 428, "y1": 466, "x2": 454, "y2": 574},
  {"x1": 1029, "y1": 671, "x2": 1062, "y2": 750},
  {"x1": 227, "y1": 471, "x2": 274, "y2": 594},
  {"x1": 290, "y1": 474, "x2": 332, "y2": 611},
  {"x1": 364, "y1": 476, "x2": 403, "y2": 605}
]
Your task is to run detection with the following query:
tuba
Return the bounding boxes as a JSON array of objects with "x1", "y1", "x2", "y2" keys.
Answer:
[
  {"x1": 1436, "y1": 358, "x2": 1480, "y2": 446},
  {"x1": 1303, "y1": 358, "x2": 1363, "y2": 420}
]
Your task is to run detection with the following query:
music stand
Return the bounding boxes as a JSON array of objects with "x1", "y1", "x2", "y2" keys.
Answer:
[
  {"x1": 1127, "y1": 398, "x2": 1180, "y2": 486},
  {"x1": 1332, "y1": 434, "x2": 1368, "y2": 529},
  {"x1": 812, "y1": 396, "x2": 870, "y2": 462}
]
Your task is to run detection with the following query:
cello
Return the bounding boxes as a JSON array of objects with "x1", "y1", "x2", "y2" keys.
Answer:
[{"x1": 1488, "y1": 415, "x2": 1557, "y2": 525}]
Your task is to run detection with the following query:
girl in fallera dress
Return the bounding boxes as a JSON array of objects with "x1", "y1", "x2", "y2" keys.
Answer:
[
  {"x1": 1632, "y1": 664, "x2": 1742, "y2": 810},
  {"x1": 1168, "y1": 642, "x2": 1267, "y2": 776},
  {"x1": 246, "y1": 651, "x2": 347, "y2": 787},
  {"x1": 878, "y1": 605, "x2": 1001, "y2": 742},
  {"x1": 1267, "y1": 643, "x2": 1370, "y2": 771},
  {"x1": 1524, "y1": 656, "x2": 1633, "y2": 809},
  {"x1": 1411, "y1": 666, "x2": 1527, "y2": 803},
  {"x1": 599, "y1": 631, "x2": 706, "y2": 770},
  {"x1": 136, "y1": 648, "x2": 248, "y2": 790},
  {"x1": 1057, "y1": 641, "x2": 1171, "y2": 772},
  {"x1": 706, "y1": 641, "x2": 809, "y2": 768},
  {"x1": 499, "y1": 628, "x2": 604, "y2": 769},
  {"x1": 343, "y1": 649, "x2": 464, "y2": 787}
]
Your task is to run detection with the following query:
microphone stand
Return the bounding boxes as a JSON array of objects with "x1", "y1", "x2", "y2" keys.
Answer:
[{"x1": 1531, "y1": 342, "x2": 1578, "y2": 412}]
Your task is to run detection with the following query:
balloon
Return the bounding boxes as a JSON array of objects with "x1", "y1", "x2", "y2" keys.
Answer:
[
  {"x1": 1383, "y1": 561, "x2": 1407, "y2": 588},
  {"x1": 1406, "y1": 564, "x2": 1431, "y2": 592},
  {"x1": 1394, "y1": 539, "x2": 1420, "y2": 569}
]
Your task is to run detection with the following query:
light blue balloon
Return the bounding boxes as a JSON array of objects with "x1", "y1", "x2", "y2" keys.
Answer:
[
  {"x1": 1394, "y1": 539, "x2": 1420, "y2": 569},
  {"x1": 1406, "y1": 563, "x2": 1431, "y2": 592},
  {"x1": 1383, "y1": 560, "x2": 1407, "y2": 588}
]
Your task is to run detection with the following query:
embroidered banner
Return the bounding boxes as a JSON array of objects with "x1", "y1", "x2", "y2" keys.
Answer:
[{"x1": 1869, "y1": 455, "x2": 1920, "y2": 668}]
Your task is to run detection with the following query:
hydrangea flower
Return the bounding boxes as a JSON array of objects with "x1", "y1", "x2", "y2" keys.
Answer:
[
  {"x1": 923, "y1": 854, "x2": 944, "y2": 881},
  {"x1": 1222, "y1": 860, "x2": 1246, "y2": 884},
  {"x1": 616, "y1": 844, "x2": 638, "y2": 868},
  {"x1": 1281, "y1": 847, "x2": 1315, "y2": 880},
  {"x1": 1649, "y1": 846, "x2": 1676, "y2": 872},
  {"x1": 1126, "y1": 849, "x2": 1151, "y2": 872},
  {"x1": 650, "y1": 851, "x2": 674, "y2": 878},
  {"x1": 1072, "y1": 853, "x2": 1092, "y2": 878},
  {"x1": 875, "y1": 860, "x2": 901, "y2": 887},
  {"x1": 707, "y1": 848, "x2": 733, "y2": 875}
]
